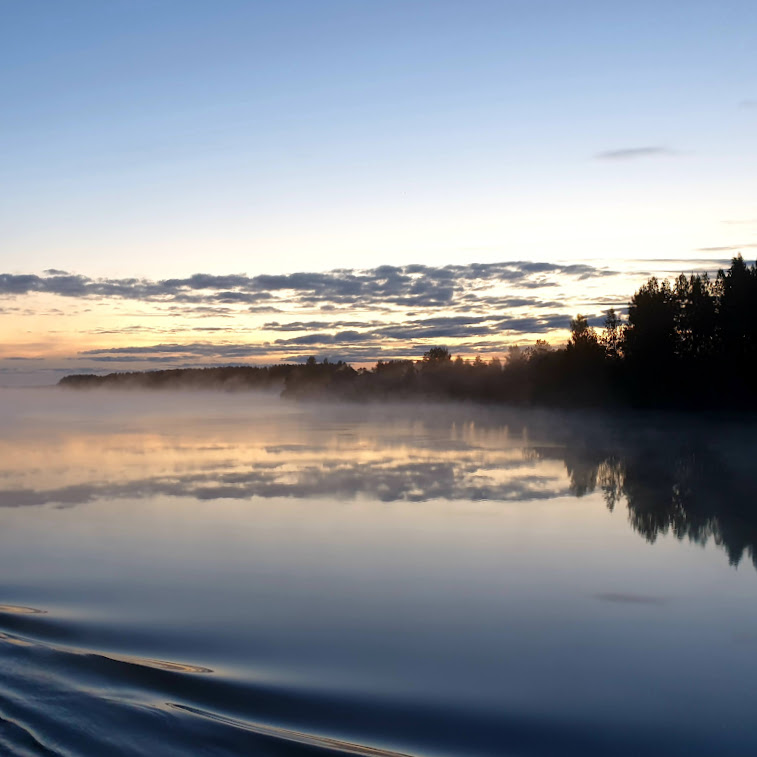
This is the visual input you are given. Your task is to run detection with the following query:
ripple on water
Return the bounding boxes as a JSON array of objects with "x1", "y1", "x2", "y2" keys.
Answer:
[
  {"x1": 168, "y1": 704, "x2": 413, "y2": 756},
  {"x1": 104, "y1": 653, "x2": 213, "y2": 674},
  {"x1": 0, "y1": 605, "x2": 46, "y2": 615}
]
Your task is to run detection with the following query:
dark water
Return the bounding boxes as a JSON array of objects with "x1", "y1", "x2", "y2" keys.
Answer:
[{"x1": 0, "y1": 389, "x2": 756, "y2": 756}]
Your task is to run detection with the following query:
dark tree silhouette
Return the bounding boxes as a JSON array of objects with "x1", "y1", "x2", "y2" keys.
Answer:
[
  {"x1": 624, "y1": 278, "x2": 677, "y2": 363},
  {"x1": 674, "y1": 273, "x2": 716, "y2": 360},
  {"x1": 601, "y1": 308, "x2": 623, "y2": 360},
  {"x1": 567, "y1": 315, "x2": 600, "y2": 354},
  {"x1": 716, "y1": 254, "x2": 757, "y2": 395},
  {"x1": 422, "y1": 346, "x2": 452, "y2": 363}
]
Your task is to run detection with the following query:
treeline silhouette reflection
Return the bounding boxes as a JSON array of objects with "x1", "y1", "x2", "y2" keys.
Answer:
[{"x1": 531, "y1": 427, "x2": 757, "y2": 570}]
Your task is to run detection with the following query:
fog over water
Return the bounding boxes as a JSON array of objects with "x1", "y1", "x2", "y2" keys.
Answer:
[{"x1": 0, "y1": 388, "x2": 756, "y2": 756}]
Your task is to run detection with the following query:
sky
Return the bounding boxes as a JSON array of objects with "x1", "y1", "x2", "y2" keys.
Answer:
[{"x1": 1, "y1": 1, "x2": 756, "y2": 384}]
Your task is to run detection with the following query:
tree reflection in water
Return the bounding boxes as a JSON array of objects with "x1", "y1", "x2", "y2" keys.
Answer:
[{"x1": 531, "y1": 423, "x2": 757, "y2": 570}]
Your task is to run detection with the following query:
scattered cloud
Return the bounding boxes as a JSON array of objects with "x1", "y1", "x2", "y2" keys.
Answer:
[
  {"x1": 696, "y1": 243, "x2": 757, "y2": 253},
  {"x1": 263, "y1": 320, "x2": 381, "y2": 332},
  {"x1": 75, "y1": 309, "x2": 575, "y2": 363},
  {"x1": 0, "y1": 262, "x2": 617, "y2": 313},
  {"x1": 595, "y1": 146, "x2": 678, "y2": 161},
  {"x1": 81, "y1": 355, "x2": 187, "y2": 364},
  {"x1": 2, "y1": 259, "x2": 720, "y2": 375},
  {"x1": 79, "y1": 342, "x2": 275, "y2": 361}
]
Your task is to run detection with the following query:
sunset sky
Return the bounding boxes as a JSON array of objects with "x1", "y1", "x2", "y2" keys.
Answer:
[{"x1": 2, "y1": 1, "x2": 755, "y2": 384}]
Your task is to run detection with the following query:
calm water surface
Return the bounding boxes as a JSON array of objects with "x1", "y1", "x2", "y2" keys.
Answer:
[{"x1": 0, "y1": 389, "x2": 756, "y2": 756}]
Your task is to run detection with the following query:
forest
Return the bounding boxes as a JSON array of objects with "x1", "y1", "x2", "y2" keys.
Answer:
[{"x1": 60, "y1": 255, "x2": 757, "y2": 410}]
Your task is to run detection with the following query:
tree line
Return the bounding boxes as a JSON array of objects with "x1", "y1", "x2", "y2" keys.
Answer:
[
  {"x1": 59, "y1": 364, "x2": 297, "y2": 390},
  {"x1": 61, "y1": 256, "x2": 757, "y2": 410},
  {"x1": 282, "y1": 255, "x2": 757, "y2": 408}
]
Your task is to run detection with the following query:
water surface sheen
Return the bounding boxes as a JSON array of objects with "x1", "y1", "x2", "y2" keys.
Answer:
[{"x1": 0, "y1": 389, "x2": 756, "y2": 756}]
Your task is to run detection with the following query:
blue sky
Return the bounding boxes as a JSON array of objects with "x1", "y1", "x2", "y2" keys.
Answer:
[
  {"x1": 3, "y1": 1, "x2": 755, "y2": 274},
  {"x1": 0, "y1": 1, "x2": 755, "y2": 381}
]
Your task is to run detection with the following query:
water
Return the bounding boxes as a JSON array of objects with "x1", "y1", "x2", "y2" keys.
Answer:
[{"x1": 0, "y1": 388, "x2": 755, "y2": 756}]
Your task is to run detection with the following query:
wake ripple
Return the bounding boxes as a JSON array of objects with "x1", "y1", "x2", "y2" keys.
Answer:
[
  {"x1": 0, "y1": 604, "x2": 747, "y2": 757},
  {"x1": 0, "y1": 606, "x2": 416, "y2": 757}
]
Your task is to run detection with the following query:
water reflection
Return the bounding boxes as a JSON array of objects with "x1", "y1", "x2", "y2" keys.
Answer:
[
  {"x1": 1, "y1": 391, "x2": 757, "y2": 756},
  {"x1": 0, "y1": 390, "x2": 755, "y2": 571},
  {"x1": 531, "y1": 424, "x2": 757, "y2": 570}
]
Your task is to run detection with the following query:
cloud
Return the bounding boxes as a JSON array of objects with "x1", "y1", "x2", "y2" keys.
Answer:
[
  {"x1": 0, "y1": 261, "x2": 617, "y2": 313},
  {"x1": 595, "y1": 146, "x2": 677, "y2": 161},
  {"x1": 75, "y1": 356, "x2": 184, "y2": 364},
  {"x1": 264, "y1": 320, "x2": 380, "y2": 332},
  {"x1": 17, "y1": 258, "x2": 728, "y2": 374},
  {"x1": 75, "y1": 328, "x2": 571, "y2": 365},
  {"x1": 79, "y1": 342, "x2": 274, "y2": 359},
  {"x1": 453, "y1": 295, "x2": 563, "y2": 311},
  {"x1": 696, "y1": 243, "x2": 757, "y2": 252},
  {"x1": 495, "y1": 314, "x2": 569, "y2": 332},
  {"x1": 739, "y1": 99, "x2": 757, "y2": 108},
  {"x1": 76, "y1": 312, "x2": 573, "y2": 361}
]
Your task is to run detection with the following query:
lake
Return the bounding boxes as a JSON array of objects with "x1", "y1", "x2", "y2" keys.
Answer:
[{"x1": 0, "y1": 388, "x2": 755, "y2": 756}]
